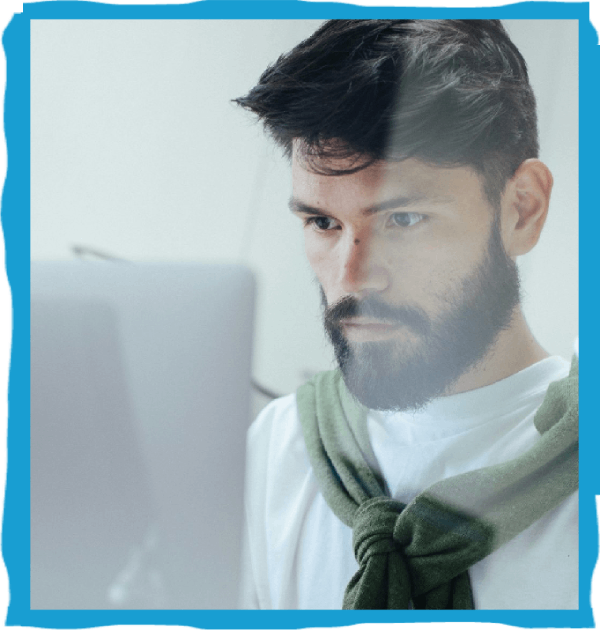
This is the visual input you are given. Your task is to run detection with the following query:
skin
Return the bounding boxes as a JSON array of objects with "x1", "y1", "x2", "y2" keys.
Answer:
[{"x1": 290, "y1": 148, "x2": 554, "y2": 396}]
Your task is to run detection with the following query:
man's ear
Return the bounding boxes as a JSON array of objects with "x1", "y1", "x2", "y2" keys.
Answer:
[{"x1": 500, "y1": 159, "x2": 553, "y2": 257}]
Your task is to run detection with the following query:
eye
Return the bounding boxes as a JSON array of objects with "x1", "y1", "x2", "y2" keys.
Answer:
[
  {"x1": 304, "y1": 216, "x2": 340, "y2": 231},
  {"x1": 388, "y1": 212, "x2": 425, "y2": 228}
]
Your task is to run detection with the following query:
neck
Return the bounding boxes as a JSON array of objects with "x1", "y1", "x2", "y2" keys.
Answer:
[{"x1": 446, "y1": 307, "x2": 550, "y2": 396}]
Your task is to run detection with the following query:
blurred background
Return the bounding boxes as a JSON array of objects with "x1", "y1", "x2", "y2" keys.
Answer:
[{"x1": 31, "y1": 19, "x2": 579, "y2": 418}]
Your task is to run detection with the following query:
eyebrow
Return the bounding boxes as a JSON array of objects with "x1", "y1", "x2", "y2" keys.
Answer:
[{"x1": 288, "y1": 194, "x2": 447, "y2": 217}]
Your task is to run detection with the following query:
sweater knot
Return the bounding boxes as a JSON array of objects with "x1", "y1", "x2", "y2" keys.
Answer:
[{"x1": 352, "y1": 496, "x2": 407, "y2": 565}]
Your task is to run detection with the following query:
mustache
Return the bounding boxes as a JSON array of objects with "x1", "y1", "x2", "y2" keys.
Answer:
[{"x1": 323, "y1": 294, "x2": 431, "y2": 335}]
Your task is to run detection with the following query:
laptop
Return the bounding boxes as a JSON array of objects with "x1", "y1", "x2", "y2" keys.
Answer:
[{"x1": 30, "y1": 261, "x2": 255, "y2": 609}]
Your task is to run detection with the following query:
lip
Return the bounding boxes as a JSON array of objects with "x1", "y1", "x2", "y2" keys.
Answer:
[
  {"x1": 341, "y1": 318, "x2": 402, "y2": 342},
  {"x1": 341, "y1": 317, "x2": 396, "y2": 326}
]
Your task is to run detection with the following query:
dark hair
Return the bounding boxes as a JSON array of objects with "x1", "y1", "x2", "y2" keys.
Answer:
[{"x1": 234, "y1": 19, "x2": 539, "y2": 206}]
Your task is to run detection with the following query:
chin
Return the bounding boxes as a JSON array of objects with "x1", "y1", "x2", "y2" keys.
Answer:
[{"x1": 336, "y1": 339, "x2": 451, "y2": 412}]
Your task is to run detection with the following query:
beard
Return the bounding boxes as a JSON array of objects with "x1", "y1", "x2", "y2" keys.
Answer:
[{"x1": 322, "y1": 218, "x2": 521, "y2": 412}]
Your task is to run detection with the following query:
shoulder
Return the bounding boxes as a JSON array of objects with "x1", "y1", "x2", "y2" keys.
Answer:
[
  {"x1": 249, "y1": 368, "x2": 342, "y2": 455},
  {"x1": 248, "y1": 392, "x2": 301, "y2": 455},
  {"x1": 244, "y1": 391, "x2": 321, "y2": 550},
  {"x1": 242, "y1": 394, "x2": 307, "y2": 609},
  {"x1": 246, "y1": 392, "x2": 313, "y2": 490}
]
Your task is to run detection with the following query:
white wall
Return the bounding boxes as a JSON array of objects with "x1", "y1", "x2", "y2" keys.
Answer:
[
  {"x1": 31, "y1": 19, "x2": 578, "y2": 402},
  {"x1": 503, "y1": 20, "x2": 579, "y2": 364}
]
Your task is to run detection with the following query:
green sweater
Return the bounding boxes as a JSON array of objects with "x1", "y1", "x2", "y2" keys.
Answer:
[{"x1": 296, "y1": 357, "x2": 579, "y2": 609}]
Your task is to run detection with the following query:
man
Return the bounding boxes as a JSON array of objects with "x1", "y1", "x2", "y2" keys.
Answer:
[{"x1": 235, "y1": 19, "x2": 578, "y2": 610}]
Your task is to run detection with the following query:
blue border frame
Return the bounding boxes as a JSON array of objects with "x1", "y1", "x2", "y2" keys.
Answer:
[{"x1": 3, "y1": 1, "x2": 596, "y2": 627}]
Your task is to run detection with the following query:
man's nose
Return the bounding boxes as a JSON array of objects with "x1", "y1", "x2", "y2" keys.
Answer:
[{"x1": 337, "y1": 229, "x2": 389, "y2": 295}]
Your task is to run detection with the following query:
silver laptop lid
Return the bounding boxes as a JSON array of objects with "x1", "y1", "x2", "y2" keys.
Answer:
[{"x1": 31, "y1": 261, "x2": 255, "y2": 609}]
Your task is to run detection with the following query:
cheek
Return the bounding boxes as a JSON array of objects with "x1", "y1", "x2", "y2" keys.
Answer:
[
  {"x1": 405, "y1": 231, "x2": 485, "y2": 274},
  {"x1": 384, "y1": 242, "x2": 477, "y2": 304},
  {"x1": 304, "y1": 235, "x2": 334, "y2": 286}
]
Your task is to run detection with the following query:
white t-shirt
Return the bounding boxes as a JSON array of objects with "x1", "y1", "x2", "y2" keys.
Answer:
[{"x1": 240, "y1": 356, "x2": 578, "y2": 609}]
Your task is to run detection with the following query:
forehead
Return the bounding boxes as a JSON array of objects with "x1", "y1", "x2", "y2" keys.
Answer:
[{"x1": 291, "y1": 152, "x2": 488, "y2": 211}]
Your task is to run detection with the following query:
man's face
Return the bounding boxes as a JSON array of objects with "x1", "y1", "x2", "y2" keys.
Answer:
[{"x1": 290, "y1": 154, "x2": 520, "y2": 411}]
